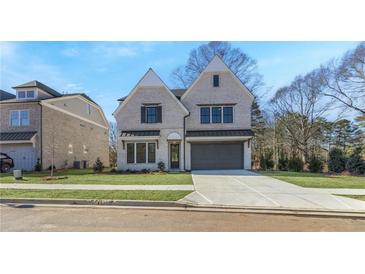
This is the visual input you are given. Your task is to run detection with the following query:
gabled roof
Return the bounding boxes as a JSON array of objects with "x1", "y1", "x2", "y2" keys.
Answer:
[
  {"x1": 180, "y1": 55, "x2": 255, "y2": 101},
  {"x1": 0, "y1": 90, "x2": 16, "y2": 101},
  {"x1": 113, "y1": 69, "x2": 189, "y2": 116},
  {"x1": 13, "y1": 80, "x2": 62, "y2": 97},
  {"x1": 118, "y1": 88, "x2": 187, "y2": 102},
  {"x1": 61, "y1": 93, "x2": 99, "y2": 105}
]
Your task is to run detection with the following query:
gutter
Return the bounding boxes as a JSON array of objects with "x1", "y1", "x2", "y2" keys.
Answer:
[
  {"x1": 39, "y1": 102, "x2": 43, "y2": 169},
  {"x1": 183, "y1": 112, "x2": 190, "y2": 171}
]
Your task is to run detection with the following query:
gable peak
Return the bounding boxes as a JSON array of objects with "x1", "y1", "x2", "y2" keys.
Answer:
[
  {"x1": 204, "y1": 55, "x2": 230, "y2": 73},
  {"x1": 138, "y1": 68, "x2": 165, "y2": 87}
]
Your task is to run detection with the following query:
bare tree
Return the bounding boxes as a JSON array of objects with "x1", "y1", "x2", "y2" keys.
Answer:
[
  {"x1": 109, "y1": 122, "x2": 117, "y2": 167},
  {"x1": 270, "y1": 70, "x2": 332, "y2": 162},
  {"x1": 320, "y1": 42, "x2": 365, "y2": 114},
  {"x1": 171, "y1": 41, "x2": 264, "y2": 93}
]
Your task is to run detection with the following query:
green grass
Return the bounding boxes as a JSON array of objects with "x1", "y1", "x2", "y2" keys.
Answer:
[
  {"x1": 338, "y1": 195, "x2": 365, "y2": 202},
  {"x1": 0, "y1": 169, "x2": 192, "y2": 185},
  {"x1": 0, "y1": 189, "x2": 192, "y2": 201},
  {"x1": 259, "y1": 171, "x2": 365, "y2": 189}
]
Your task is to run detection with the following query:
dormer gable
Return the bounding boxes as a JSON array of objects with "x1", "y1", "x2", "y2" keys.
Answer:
[{"x1": 13, "y1": 80, "x2": 62, "y2": 100}]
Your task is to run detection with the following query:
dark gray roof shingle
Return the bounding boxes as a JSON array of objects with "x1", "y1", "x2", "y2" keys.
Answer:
[
  {"x1": 0, "y1": 131, "x2": 37, "y2": 141},
  {"x1": 121, "y1": 130, "x2": 160, "y2": 137},
  {"x1": 186, "y1": 129, "x2": 254, "y2": 137},
  {"x1": 0, "y1": 90, "x2": 16, "y2": 101},
  {"x1": 13, "y1": 80, "x2": 62, "y2": 97}
]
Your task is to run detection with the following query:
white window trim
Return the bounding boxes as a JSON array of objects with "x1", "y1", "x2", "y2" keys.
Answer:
[
  {"x1": 126, "y1": 142, "x2": 156, "y2": 164},
  {"x1": 200, "y1": 106, "x2": 234, "y2": 124},
  {"x1": 9, "y1": 109, "x2": 30, "y2": 127}
]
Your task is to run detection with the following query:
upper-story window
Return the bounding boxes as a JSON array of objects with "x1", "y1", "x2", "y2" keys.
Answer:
[
  {"x1": 212, "y1": 107, "x2": 222, "y2": 123},
  {"x1": 141, "y1": 106, "x2": 162, "y2": 123},
  {"x1": 200, "y1": 106, "x2": 233, "y2": 124},
  {"x1": 10, "y1": 110, "x2": 30, "y2": 127},
  {"x1": 17, "y1": 90, "x2": 35, "y2": 99},
  {"x1": 200, "y1": 107, "x2": 210, "y2": 124},
  {"x1": 213, "y1": 75, "x2": 220, "y2": 87}
]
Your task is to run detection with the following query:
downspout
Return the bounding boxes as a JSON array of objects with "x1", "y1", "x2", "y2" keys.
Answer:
[{"x1": 183, "y1": 112, "x2": 190, "y2": 171}]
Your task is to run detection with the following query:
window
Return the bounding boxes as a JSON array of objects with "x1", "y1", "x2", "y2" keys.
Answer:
[
  {"x1": 127, "y1": 143, "x2": 135, "y2": 163},
  {"x1": 18, "y1": 91, "x2": 26, "y2": 99},
  {"x1": 223, "y1": 107, "x2": 233, "y2": 123},
  {"x1": 10, "y1": 110, "x2": 29, "y2": 126},
  {"x1": 136, "y1": 143, "x2": 146, "y2": 163},
  {"x1": 17, "y1": 91, "x2": 35, "y2": 99},
  {"x1": 146, "y1": 107, "x2": 157, "y2": 123},
  {"x1": 213, "y1": 75, "x2": 220, "y2": 87},
  {"x1": 200, "y1": 107, "x2": 210, "y2": 124},
  {"x1": 148, "y1": 143, "x2": 156, "y2": 163},
  {"x1": 83, "y1": 145, "x2": 88, "y2": 154},
  {"x1": 26, "y1": 90, "x2": 35, "y2": 98},
  {"x1": 141, "y1": 106, "x2": 162, "y2": 123},
  {"x1": 126, "y1": 142, "x2": 156, "y2": 164},
  {"x1": 68, "y1": 144, "x2": 73, "y2": 154},
  {"x1": 212, "y1": 107, "x2": 222, "y2": 123}
]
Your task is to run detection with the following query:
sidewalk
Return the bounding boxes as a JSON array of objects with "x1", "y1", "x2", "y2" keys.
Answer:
[{"x1": 0, "y1": 183, "x2": 194, "y2": 191}]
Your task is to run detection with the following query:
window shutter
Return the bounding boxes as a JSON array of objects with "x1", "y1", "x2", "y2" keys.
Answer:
[
  {"x1": 141, "y1": 106, "x2": 146, "y2": 123},
  {"x1": 157, "y1": 106, "x2": 162, "y2": 123}
]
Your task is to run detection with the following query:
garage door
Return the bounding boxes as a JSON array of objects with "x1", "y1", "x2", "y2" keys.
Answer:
[
  {"x1": 0, "y1": 144, "x2": 36, "y2": 171},
  {"x1": 191, "y1": 142, "x2": 243, "y2": 170}
]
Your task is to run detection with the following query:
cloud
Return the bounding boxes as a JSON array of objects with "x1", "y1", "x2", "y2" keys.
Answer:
[
  {"x1": 97, "y1": 45, "x2": 138, "y2": 58},
  {"x1": 61, "y1": 48, "x2": 80, "y2": 57}
]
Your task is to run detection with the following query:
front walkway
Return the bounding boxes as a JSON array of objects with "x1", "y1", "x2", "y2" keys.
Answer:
[
  {"x1": 180, "y1": 170, "x2": 365, "y2": 211},
  {"x1": 0, "y1": 183, "x2": 194, "y2": 191}
]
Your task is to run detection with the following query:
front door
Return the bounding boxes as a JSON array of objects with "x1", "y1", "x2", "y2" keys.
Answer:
[{"x1": 170, "y1": 143, "x2": 180, "y2": 169}]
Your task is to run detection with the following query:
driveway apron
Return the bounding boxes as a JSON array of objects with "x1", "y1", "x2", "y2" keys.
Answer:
[{"x1": 181, "y1": 170, "x2": 365, "y2": 211}]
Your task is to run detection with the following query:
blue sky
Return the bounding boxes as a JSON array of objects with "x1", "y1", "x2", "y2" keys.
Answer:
[{"x1": 1, "y1": 41, "x2": 359, "y2": 121}]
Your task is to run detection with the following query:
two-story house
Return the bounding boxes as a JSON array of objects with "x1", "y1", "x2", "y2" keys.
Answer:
[
  {"x1": 114, "y1": 56, "x2": 254, "y2": 171},
  {"x1": 0, "y1": 81, "x2": 109, "y2": 171}
]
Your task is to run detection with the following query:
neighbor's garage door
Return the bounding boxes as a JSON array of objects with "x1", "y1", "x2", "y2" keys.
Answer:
[
  {"x1": 191, "y1": 142, "x2": 243, "y2": 170},
  {"x1": 0, "y1": 144, "x2": 36, "y2": 171}
]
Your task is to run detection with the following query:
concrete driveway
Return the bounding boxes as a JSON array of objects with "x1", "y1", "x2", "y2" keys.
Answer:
[{"x1": 181, "y1": 170, "x2": 365, "y2": 211}]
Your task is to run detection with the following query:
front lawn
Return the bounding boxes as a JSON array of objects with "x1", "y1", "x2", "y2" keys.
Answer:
[
  {"x1": 338, "y1": 195, "x2": 365, "y2": 202},
  {"x1": 0, "y1": 189, "x2": 192, "y2": 201},
  {"x1": 0, "y1": 169, "x2": 193, "y2": 185},
  {"x1": 259, "y1": 171, "x2": 365, "y2": 189}
]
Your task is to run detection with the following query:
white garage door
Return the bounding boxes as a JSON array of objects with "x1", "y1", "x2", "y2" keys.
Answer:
[{"x1": 0, "y1": 144, "x2": 37, "y2": 171}]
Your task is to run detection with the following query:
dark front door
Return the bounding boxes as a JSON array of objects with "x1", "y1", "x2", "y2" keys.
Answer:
[{"x1": 170, "y1": 143, "x2": 180, "y2": 169}]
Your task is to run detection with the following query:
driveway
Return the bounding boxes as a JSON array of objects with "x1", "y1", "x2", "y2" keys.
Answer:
[{"x1": 181, "y1": 170, "x2": 365, "y2": 211}]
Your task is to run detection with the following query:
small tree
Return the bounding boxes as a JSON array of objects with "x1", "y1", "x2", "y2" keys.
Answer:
[
  {"x1": 93, "y1": 157, "x2": 104, "y2": 173},
  {"x1": 157, "y1": 161, "x2": 165, "y2": 172},
  {"x1": 34, "y1": 158, "x2": 42, "y2": 172},
  {"x1": 278, "y1": 155, "x2": 289, "y2": 171},
  {"x1": 328, "y1": 148, "x2": 346, "y2": 173},
  {"x1": 308, "y1": 157, "x2": 323, "y2": 173},
  {"x1": 346, "y1": 148, "x2": 365, "y2": 175},
  {"x1": 288, "y1": 158, "x2": 304, "y2": 172}
]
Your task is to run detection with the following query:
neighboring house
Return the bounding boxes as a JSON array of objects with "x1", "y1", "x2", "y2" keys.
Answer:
[
  {"x1": 114, "y1": 56, "x2": 254, "y2": 171},
  {"x1": 0, "y1": 81, "x2": 109, "y2": 171},
  {"x1": 0, "y1": 90, "x2": 16, "y2": 101}
]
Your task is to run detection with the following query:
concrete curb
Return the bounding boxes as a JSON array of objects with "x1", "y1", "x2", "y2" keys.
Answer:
[{"x1": 1, "y1": 198, "x2": 365, "y2": 218}]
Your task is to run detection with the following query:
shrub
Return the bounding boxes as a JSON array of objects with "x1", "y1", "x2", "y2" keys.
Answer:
[
  {"x1": 141, "y1": 168, "x2": 151, "y2": 174},
  {"x1": 34, "y1": 158, "x2": 42, "y2": 171},
  {"x1": 328, "y1": 148, "x2": 346, "y2": 173},
  {"x1": 157, "y1": 161, "x2": 165, "y2": 172},
  {"x1": 346, "y1": 149, "x2": 365, "y2": 175},
  {"x1": 259, "y1": 152, "x2": 274, "y2": 170},
  {"x1": 308, "y1": 157, "x2": 323, "y2": 173},
  {"x1": 278, "y1": 157, "x2": 288, "y2": 171},
  {"x1": 288, "y1": 157, "x2": 304, "y2": 172},
  {"x1": 93, "y1": 157, "x2": 104, "y2": 173}
]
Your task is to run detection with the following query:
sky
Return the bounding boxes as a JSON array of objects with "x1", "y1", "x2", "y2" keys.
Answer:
[{"x1": 0, "y1": 41, "x2": 360, "y2": 121}]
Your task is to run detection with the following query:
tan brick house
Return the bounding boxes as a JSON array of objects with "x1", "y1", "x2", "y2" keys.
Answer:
[
  {"x1": 0, "y1": 81, "x2": 109, "y2": 171},
  {"x1": 113, "y1": 56, "x2": 254, "y2": 171}
]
